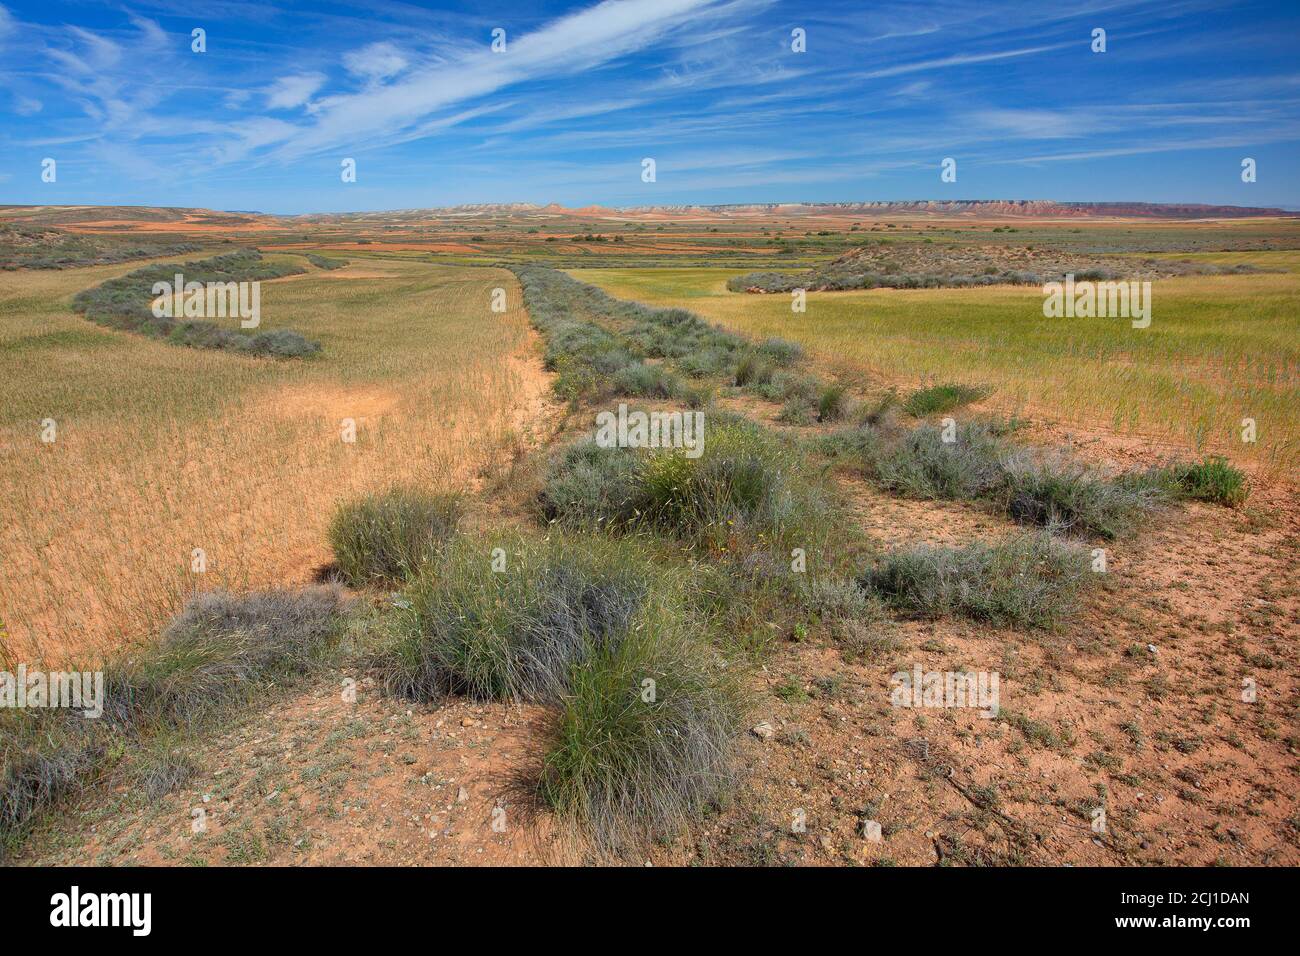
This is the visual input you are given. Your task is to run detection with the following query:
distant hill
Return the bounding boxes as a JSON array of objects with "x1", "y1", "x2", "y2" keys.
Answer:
[{"x1": 3, "y1": 199, "x2": 1292, "y2": 226}]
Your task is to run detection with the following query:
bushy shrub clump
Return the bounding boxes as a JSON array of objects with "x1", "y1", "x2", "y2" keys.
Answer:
[
  {"x1": 539, "y1": 414, "x2": 836, "y2": 552},
  {"x1": 859, "y1": 534, "x2": 1091, "y2": 628},
  {"x1": 868, "y1": 422, "x2": 1007, "y2": 501},
  {"x1": 611, "y1": 362, "x2": 680, "y2": 398},
  {"x1": 101, "y1": 586, "x2": 349, "y2": 731},
  {"x1": 995, "y1": 452, "x2": 1164, "y2": 539},
  {"x1": 1149, "y1": 456, "x2": 1248, "y2": 507},
  {"x1": 539, "y1": 620, "x2": 743, "y2": 850},
  {"x1": 1, "y1": 586, "x2": 348, "y2": 852},
  {"x1": 380, "y1": 534, "x2": 744, "y2": 849}
]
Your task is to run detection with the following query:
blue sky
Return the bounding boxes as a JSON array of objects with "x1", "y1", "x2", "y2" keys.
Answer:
[{"x1": 1, "y1": 0, "x2": 1297, "y2": 213}]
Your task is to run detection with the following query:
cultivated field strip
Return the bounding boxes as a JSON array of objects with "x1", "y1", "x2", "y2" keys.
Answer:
[{"x1": 0, "y1": 258, "x2": 538, "y2": 664}]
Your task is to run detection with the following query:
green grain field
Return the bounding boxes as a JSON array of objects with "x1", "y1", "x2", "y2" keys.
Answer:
[{"x1": 572, "y1": 255, "x2": 1299, "y2": 475}]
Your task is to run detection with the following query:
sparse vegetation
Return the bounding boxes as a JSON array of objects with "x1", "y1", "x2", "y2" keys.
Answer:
[
  {"x1": 1, "y1": 586, "x2": 349, "y2": 854},
  {"x1": 727, "y1": 243, "x2": 1271, "y2": 293},
  {"x1": 4, "y1": 205, "x2": 1292, "y2": 869},
  {"x1": 0, "y1": 222, "x2": 202, "y2": 270},
  {"x1": 822, "y1": 417, "x2": 1225, "y2": 538}
]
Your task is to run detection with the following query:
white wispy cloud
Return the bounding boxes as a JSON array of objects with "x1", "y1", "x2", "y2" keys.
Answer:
[
  {"x1": 265, "y1": 73, "x2": 327, "y2": 110},
  {"x1": 248, "y1": 0, "x2": 745, "y2": 160},
  {"x1": 343, "y1": 42, "x2": 409, "y2": 81},
  {"x1": 853, "y1": 42, "x2": 1075, "y2": 80},
  {"x1": 971, "y1": 108, "x2": 1089, "y2": 140}
]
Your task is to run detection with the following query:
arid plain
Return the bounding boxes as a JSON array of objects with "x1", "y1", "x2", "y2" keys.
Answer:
[{"x1": 2, "y1": 201, "x2": 1296, "y2": 866}]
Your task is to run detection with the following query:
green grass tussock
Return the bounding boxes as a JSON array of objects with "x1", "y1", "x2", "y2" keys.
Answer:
[
  {"x1": 539, "y1": 622, "x2": 743, "y2": 851},
  {"x1": 382, "y1": 534, "x2": 657, "y2": 703},
  {"x1": 1151, "y1": 456, "x2": 1249, "y2": 507},
  {"x1": 903, "y1": 382, "x2": 988, "y2": 417},
  {"x1": 539, "y1": 413, "x2": 837, "y2": 553},
  {"x1": 328, "y1": 487, "x2": 463, "y2": 586},
  {"x1": 377, "y1": 532, "x2": 745, "y2": 849}
]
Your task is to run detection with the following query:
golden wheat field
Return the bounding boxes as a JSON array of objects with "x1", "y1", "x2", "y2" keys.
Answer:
[{"x1": 0, "y1": 256, "x2": 542, "y2": 666}]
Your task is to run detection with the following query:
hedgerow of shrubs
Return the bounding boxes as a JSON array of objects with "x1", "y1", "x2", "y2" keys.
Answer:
[
  {"x1": 71, "y1": 249, "x2": 319, "y2": 357},
  {"x1": 512, "y1": 266, "x2": 822, "y2": 407},
  {"x1": 1, "y1": 223, "x2": 203, "y2": 270},
  {"x1": 824, "y1": 415, "x2": 1244, "y2": 538}
]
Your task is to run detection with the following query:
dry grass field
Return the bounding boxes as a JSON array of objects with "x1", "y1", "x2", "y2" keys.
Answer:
[{"x1": 0, "y1": 254, "x2": 544, "y2": 666}]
